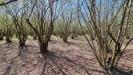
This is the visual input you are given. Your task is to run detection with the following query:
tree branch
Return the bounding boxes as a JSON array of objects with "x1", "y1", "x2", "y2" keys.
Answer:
[{"x1": 0, "y1": 0, "x2": 18, "y2": 6}]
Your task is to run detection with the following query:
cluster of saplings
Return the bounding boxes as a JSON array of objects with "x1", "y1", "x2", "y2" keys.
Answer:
[{"x1": 0, "y1": 0, "x2": 133, "y2": 75}]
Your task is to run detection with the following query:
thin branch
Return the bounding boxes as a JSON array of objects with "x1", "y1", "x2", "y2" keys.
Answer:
[{"x1": 0, "y1": 0, "x2": 18, "y2": 6}]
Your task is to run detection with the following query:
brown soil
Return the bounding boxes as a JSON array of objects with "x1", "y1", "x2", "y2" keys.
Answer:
[{"x1": 0, "y1": 36, "x2": 133, "y2": 75}]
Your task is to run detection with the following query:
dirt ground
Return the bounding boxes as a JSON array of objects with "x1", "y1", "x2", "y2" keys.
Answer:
[{"x1": 0, "y1": 36, "x2": 133, "y2": 75}]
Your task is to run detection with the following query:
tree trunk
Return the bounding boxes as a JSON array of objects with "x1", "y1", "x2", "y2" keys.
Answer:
[
  {"x1": 19, "y1": 41, "x2": 26, "y2": 48},
  {"x1": 18, "y1": 41, "x2": 26, "y2": 56},
  {"x1": 63, "y1": 37, "x2": 68, "y2": 42},
  {"x1": 38, "y1": 41, "x2": 48, "y2": 54},
  {"x1": 71, "y1": 35, "x2": 75, "y2": 39},
  {"x1": 6, "y1": 37, "x2": 12, "y2": 43},
  {"x1": 104, "y1": 66, "x2": 116, "y2": 75},
  {"x1": 60, "y1": 35, "x2": 63, "y2": 38},
  {"x1": 126, "y1": 34, "x2": 130, "y2": 39},
  {"x1": 19, "y1": 47, "x2": 27, "y2": 57},
  {"x1": 33, "y1": 36, "x2": 37, "y2": 40},
  {"x1": 90, "y1": 36, "x2": 95, "y2": 40},
  {"x1": 0, "y1": 36, "x2": 3, "y2": 40}
]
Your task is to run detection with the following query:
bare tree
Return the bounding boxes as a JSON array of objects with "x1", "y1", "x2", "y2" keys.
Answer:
[
  {"x1": 0, "y1": 0, "x2": 18, "y2": 42},
  {"x1": 26, "y1": 0, "x2": 58, "y2": 54},
  {"x1": 2, "y1": 15, "x2": 14, "y2": 43},
  {"x1": 5, "y1": 1, "x2": 29, "y2": 48},
  {"x1": 57, "y1": 1, "x2": 75, "y2": 42},
  {"x1": 59, "y1": 12, "x2": 73, "y2": 42},
  {"x1": 78, "y1": 0, "x2": 133, "y2": 74},
  {"x1": 70, "y1": 22, "x2": 80, "y2": 39}
]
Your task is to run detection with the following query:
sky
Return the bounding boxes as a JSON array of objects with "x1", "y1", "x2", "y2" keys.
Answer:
[{"x1": 0, "y1": 0, "x2": 124, "y2": 19}]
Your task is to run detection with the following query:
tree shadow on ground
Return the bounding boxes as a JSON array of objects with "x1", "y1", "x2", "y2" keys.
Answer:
[
  {"x1": 40, "y1": 51, "x2": 107, "y2": 75},
  {"x1": 40, "y1": 50, "x2": 133, "y2": 75},
  {"x1": 1, "y1": 42, "x2": 133, "y2": 75},
  {"x1": 108, "y1": 67, "x2": 133, "y2": 75}
]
